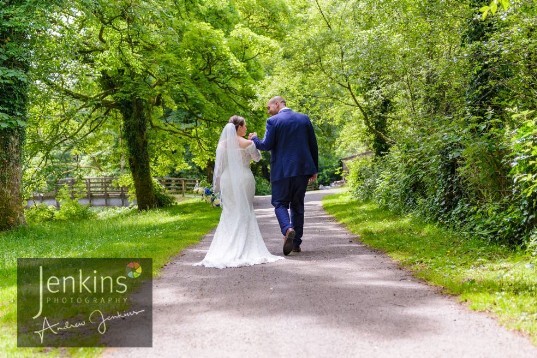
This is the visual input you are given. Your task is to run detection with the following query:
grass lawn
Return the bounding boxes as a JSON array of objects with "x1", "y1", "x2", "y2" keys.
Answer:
[
  {"x1": 322, "y1": 191, "x2": 537, "y2": 345},
  {"x1": 0, "y1": 199, "x2": 220, "y2": 357}
]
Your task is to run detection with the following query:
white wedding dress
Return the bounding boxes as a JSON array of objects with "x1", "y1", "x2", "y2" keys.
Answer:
[{"x1": 194, "y1": 124, "x2": 283, "y2": 269}]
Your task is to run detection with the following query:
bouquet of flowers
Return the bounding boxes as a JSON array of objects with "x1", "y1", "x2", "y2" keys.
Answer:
[{"x1": 193, "y1": 184, "x2": 221, "y2": 207}]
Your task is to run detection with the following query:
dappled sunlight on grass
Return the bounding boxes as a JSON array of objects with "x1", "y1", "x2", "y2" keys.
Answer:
[{"x1": 323, "y1": 192, "x2": 537, "y2": 344}]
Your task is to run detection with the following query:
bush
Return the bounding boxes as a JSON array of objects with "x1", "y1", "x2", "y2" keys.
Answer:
[
  {"x1": 115, "y1": 174, "x2": 176, "y2": 208},
  {"x1": 154, "y1": 181, "x2": 176, "y2": 207},
  {"x1": 317, "y1": 156, "x2": 343, "y2": 186},
  {"x1": 345, "y1": 113, "x2": 537, "y2": 248},
  {"x1": 255, "y1": 176, "x2": 271, "y2": 195},
  {"x1": 345, "y1": 155, "x2": 379, "y2": 201},
  {"x1": 25, "y1": 187, "x2": 96, "y2": 223},
  {"x1": 509, "y1": 114, "x2": 537, "y2": 238},
  {"x1": 25, "y1": 203, "x2": 56, "y2": 223},
  {"x1": 55, "y1": 187, "x2": 96, "y2": 221}
]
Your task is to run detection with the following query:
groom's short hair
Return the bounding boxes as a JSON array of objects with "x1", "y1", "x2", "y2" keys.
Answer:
[{"x1": 269, "y1": 96, "x2": 286, "y2": 105}]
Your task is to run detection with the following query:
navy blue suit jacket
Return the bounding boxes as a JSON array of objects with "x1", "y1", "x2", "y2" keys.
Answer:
[{"x1": 253, "y1": 108, "x2": 318, "y2": 182}]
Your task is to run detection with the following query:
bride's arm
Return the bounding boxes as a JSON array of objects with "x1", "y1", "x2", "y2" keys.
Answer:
[
  {"x1": 238, "y1": 137, "x2": 261, "y2": 162},
  {"x1": 247, "y1": 142, "x2": 262, "y2": 162},
  {"x1": 238, "y1": 137, "x2": 252, "y2": 148}
]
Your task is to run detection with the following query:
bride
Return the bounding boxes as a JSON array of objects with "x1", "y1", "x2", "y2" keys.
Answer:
[{"x1": 194, "y1": 115, "x2": 283, "y2": 268}]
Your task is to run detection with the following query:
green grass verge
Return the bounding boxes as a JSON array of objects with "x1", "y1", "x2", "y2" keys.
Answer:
[
  {"x1": 322, "y1": 192, "x2": 537, "y2": 344},
  {"x1": 0, "y1": 199, "x2": 220, "y2": 357}
]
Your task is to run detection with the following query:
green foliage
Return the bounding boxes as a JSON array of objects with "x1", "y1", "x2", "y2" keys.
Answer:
[
  {"x1": 54, "y1": 187, "x2": 96, "y2": 221},
  {"x1": 510, "y1": 114, "x2": 537, "y2": 202},
  {"x1": 22, "y1": 0, "x2": 288, "y2": 207},
  {"x1": 345, "y1": 156, "x2": 377, "y2": 201},
  {"x1": 317, "y1": 155, "x2": 342, "y2": 186},
  {"x1": 480, "y1": 0, "x2": 510, "y2": 20},
  {"x1": 509, "y1": 113, "x2": 537, "y2": 232},
  {"x1": 153, "y1": 182, "x2": 177, "y2": 208},
  {"x1": 1, "y1": 0, "x2": 57, "y2": 131},
  {"x1": 371, "y1": 144, "x2": 429, "y2": 215},
  {"x1": 528, "y1": 229, "x2": 537, "y2": 256},
  {"x1": 25, "y1": 186, "x2": 98, "y2": 223},
  {"x1": 254, "y1": 175, "x2": 271, "y2": 195},
  {"x1": 309, "y1": 0, "x2": 536, "y2": 248},
  {"x1": 116, "y1": 174, "x2": 175, "y2": 208},
  {"x1": 95, "y1": 206, "x2": 137, "y2": 220},
  {"x1": 24, "y1": 203, "x2": 56, "y2": 223},
  {"x1": 346, "y1": 111, "x2": 536, "y2": 246},
  {"x1": 5, "y1": 0, "x2": 535, "y2": 243},
  {"x1": 0, "y1": 0, "x2": 62, "y2": 230}
]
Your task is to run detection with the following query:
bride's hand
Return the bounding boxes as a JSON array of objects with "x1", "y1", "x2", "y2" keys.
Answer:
[{"x1": 248, "y1": 132, "x2": 257, "y2": 140}]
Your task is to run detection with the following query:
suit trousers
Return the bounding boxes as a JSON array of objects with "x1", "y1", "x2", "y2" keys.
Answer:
[{"x1": 271, "y1": 175, "x2": 310, "y2": 247}]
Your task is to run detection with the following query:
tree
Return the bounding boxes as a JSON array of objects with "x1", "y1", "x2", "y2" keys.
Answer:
[
  {"x1": 0, "y1": 0, "x2": 58, "y2": 230},
  {"x1": 30, "y1": 0, "x2": 285, "y2": 209}
]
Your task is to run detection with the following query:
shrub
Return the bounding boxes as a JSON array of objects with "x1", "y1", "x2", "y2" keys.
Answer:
[
  {"x1": 509, "y1": 114, "x2": 537, "y2": 238},
  {"x1": 25, "y1": 203, "x2": 56, "y2": 223},
  {"x1": 154, "y1": 181, "x2": 176, "y2": 207},
  {"x1": 345, "y1": 156, "x2": 378, "y2": 201},
  {"x1": 55, "y1": 187, "x2": 96, "y2": 221},
  {"x1": 345, "y1": 113, "x2": 537, "y2": 247},
  {"x1": 255, "y1": 176, "x2": 271, "y2": 195},
  {"x1": 115, "y1": 174, "x2": 176, "y2": 208},
  {"x1": 317, "y1": 156, "x2": 343, "y2": 186}
]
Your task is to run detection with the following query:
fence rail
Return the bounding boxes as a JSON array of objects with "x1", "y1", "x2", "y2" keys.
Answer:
[
  {"x1": 156, "y1": 177, "x2": 199, "y2": 195},
  {"x1": 30, "y1": 177, "x2": 200, "y2": 207}
]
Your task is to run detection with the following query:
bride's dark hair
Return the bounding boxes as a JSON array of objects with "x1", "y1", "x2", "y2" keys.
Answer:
[{"x1": 229, "y1": 115, "x2": 245, "y2": 131}]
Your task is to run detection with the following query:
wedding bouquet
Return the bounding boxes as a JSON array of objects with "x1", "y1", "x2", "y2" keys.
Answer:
[{"x1": 193, "y1": 184, "x2": 221, "y2": 207}]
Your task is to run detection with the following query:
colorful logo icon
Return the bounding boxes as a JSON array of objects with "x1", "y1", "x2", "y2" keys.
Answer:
[{"x1": 126, "y1": 262, "x2": 142, "y2": 278}]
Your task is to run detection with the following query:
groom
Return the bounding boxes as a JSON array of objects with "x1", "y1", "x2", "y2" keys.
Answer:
[{"x1": 249, "y1": 96, "x2": 318, "y2": 255}]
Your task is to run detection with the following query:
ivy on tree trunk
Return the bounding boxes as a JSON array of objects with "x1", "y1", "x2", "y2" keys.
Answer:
[
  {"x1": 119, "y1": 98, "x2": 157, "y2": 210},
  {"x1": 0, "y1": 2, "x2": 30, "y2": 230},
  {"x1": 0, "y1": 128, "x2": 25, "y2": 230}
]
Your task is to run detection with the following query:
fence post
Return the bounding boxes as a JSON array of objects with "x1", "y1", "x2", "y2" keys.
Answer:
[
  {"x1": 68, "y1": 179, "x2": 74, "y2": 199},
  {"x1": 86, "y1": 178, "x2": 92, "y2": 205},
  {"x1": 54, "y1": 183, "x2": 60, "y2": 209},
  {"x1": 104, "y1": 178, "x2": 109, "y2": 206}
]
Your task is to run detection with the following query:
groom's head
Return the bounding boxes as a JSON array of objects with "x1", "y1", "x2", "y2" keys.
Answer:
[{"x1": 267, "y1": 96, "x2": 286, "y2": 116}]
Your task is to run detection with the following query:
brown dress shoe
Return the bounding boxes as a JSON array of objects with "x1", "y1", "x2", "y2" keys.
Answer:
[
  {"x1": 283, "y1": 228, "x2": 295, "y2": 256},
  {"x1": 292, "y1": 246, "x2": 301, "y2": 253}
]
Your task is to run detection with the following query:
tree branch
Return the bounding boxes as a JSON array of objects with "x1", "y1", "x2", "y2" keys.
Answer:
[
  {"x1": 315, "y1": 0, "x2": 332, "y2": 30},
  {"x1": 343, "y1": 79, "x2": 394, "y2": 144},
  {"x1": 43, "y1": 78, "x2": 117, "y2": 109}
]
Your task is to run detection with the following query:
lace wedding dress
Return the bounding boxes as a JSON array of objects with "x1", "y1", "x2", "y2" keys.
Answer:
[{"x1": 194, "y1": 124, "x2": 283, "y2": 269}]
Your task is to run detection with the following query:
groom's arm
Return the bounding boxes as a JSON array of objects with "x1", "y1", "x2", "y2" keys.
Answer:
[
  {"x1": 308, "y1": 120, "x2": 319, "y2": 172},
  {"x1": 252, "y1": 119, "x2": 275, "y2": 151}
]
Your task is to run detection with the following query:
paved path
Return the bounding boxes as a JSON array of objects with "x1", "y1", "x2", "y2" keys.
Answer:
[{"x1": 105, "y1": 189, "x2": 537, "y2": 357}]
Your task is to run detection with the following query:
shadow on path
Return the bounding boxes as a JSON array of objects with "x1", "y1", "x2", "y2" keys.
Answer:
[{"x1": 105, "y1": 189, "x2": 537, "y2": 357}]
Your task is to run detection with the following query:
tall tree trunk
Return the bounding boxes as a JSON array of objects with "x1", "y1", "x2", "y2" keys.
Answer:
[
  {"x1": 0, "y1": 128, "x2": 25, "y2": 230},
  {"x1": 0, "y1": 9, "x2": 29, "y2": 231},
  {"x1": 119, "y1": 98, "x2": 158, "y2": 210}
]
